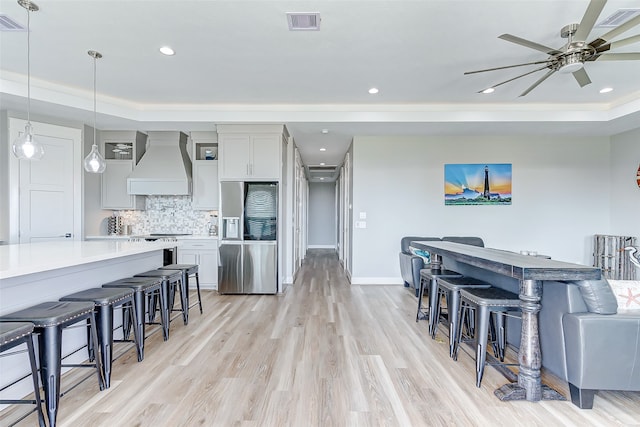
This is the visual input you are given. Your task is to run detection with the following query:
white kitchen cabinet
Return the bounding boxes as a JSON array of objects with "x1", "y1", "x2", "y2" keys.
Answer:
[
  {"x1": 218, "y1": 126, "x2": 284, "y2": 180},
  {"x1": 100, "y1": 131, "x2": 147, "y2": 210},
  {"x1": 177, "y1": 239, "x2": 218, "y2": 289},
  {"x1": 190, "y1": 131, "x2": 219, "y2": 210}
]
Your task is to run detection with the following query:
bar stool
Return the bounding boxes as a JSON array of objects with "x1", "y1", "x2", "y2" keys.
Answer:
[
  {"x1": 134, "y1": 269, "x2": 185, "y2": 333},
  {"x1": 59, "y1": 287, "x2": 140, "y2": 388},
  {"x1": 0, "y1": 322, "x2": 46, "y2": 427},
  {"x1": 103, "y1": 277, "x2": 168, "y2": 348},
  {"x1": 0, "y1": 301, "x2": 105, "y2": 427},
  {"x1": 454, "y1": 287, "x2": 521, "y2": 387},
  {"x1": 416, "y1": 268, "x2": 462, "y2": 322},
  {"x1": 430, "y1": 276, "x2": 492, "y2": 358},
  {"x1": 162, "y1": 263, "x2": 203, "y2": 317}
]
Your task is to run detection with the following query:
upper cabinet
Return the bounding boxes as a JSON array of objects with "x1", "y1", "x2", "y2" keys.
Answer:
[
  {"x1": 217, "y1": 125, "x2": 287, "y2": 181},
  {"x1": 190, "y1": 131, "x2": 219, "y2": 210},
  {"x1": 100, "y1": 131, "x2": 147, "y2": 210}
]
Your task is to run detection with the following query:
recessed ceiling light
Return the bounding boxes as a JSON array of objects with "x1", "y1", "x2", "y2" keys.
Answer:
[
  {"x1": 320, "y1": 162, "x2": 325, "y2": 166},
  {"x1": 159, "y1": 46, "x2": 175, "y2": 56},
  {"x1": 368, "y1": 87, "x2": 379, "y2": 94},
  {"x1": 320, "y1": 177, "x2": 325, "y2": 180},
  {"x1": 321, "y1": 129, "x2": 329, "y2": 134},
  {"x1": 599, "y1": 87, "x2": 613, "y2": 93},
  {"x1": 482, "y1": 87, "x2": 495, "y2": 94},
  {"x1": 320, "y1": 148, "x2": 326, "y2": 152}
]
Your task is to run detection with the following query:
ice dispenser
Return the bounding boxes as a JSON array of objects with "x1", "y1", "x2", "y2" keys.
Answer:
[{"x1": 223, "y1": 217, "x2": 240, "y2": 239}]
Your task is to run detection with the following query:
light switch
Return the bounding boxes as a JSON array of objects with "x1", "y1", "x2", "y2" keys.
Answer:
[
  {"x1": 359, "y1": 212, "x2": 367, "y2": 219},
  {"x1": 355, "y1": 221, "x2": 367, "y2": 229}
]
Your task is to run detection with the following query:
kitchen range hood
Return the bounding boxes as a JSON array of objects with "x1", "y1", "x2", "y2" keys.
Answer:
[{"x1": 127, "y1": 131, "x2": 192, "y2": 195}]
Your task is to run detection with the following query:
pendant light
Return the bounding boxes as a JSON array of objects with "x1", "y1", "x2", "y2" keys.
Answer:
[
  {"x1": 11, "y1": 0, "x2": 44, "y2": 160},
  {"x1": 83, "y1": 50, "x2": 106, "y2": 173}
]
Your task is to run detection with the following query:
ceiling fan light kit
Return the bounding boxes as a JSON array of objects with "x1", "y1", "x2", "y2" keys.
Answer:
[{"x1": 465, "y1": 0, "x2": 640, "y2": 97}]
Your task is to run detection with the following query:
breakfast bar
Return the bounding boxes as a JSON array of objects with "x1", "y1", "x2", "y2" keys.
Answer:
[
  {"x1": 412, "y1": 240, "x2": 602, "y2": 402},
  {"x1": 0, "y1": 240, "x2": 177, "y2": 405}
]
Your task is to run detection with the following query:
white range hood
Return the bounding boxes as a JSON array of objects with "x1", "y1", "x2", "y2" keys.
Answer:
[{"x1": 127, "y1": 131, "x2": 192, "y2": 195}]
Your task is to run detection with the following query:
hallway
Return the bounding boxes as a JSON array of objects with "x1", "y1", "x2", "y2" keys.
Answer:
[{"x1": 6, "y1": 249, "x2": 640, "y2": 426}]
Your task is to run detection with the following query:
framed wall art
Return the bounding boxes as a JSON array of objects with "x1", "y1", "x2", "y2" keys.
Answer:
[{"x1": 445, "y1": 163, "x2": 512, "y2": 205}]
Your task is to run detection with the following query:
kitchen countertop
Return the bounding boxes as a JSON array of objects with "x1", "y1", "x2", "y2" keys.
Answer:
[
  {"x1": 85, "y1": 235, "x2": 218, "y2": 240},
  {"x1": 0, "y1": 240, "x2": 178, "y2": 280}
]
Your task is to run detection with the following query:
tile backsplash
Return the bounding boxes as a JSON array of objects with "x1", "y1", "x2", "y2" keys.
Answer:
[{"x1": 115, "y1": 196, "x2": 217, "y2": 235}]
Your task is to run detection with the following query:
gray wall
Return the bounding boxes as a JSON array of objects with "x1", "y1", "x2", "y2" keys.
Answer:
[
  {"x1": 609, "y1": 127, "x2": 640, "y2": 238},
  {"x1": 308, "y1": 182, "x2": 336, "y2": 248},
  {"x1": 349, "y1": 134, "x2": 634, "y2": 284},
  {"x1": 0, "y1": 111, "x2": 8, "y2": 243}
]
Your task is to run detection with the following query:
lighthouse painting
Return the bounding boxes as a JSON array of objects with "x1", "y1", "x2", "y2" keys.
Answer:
[{"x1": 444, "y1": 163, "x2": 512, "y2": 205}]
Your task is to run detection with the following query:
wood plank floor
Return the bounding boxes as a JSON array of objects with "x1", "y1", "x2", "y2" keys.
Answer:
[{"x1": 4, "y1": 249, "x2": 640, "y2": 426}]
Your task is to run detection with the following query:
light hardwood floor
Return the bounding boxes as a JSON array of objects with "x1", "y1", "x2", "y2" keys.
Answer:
[{"x1": 4, "y1": 249, "x2": 640, "y2": 426}]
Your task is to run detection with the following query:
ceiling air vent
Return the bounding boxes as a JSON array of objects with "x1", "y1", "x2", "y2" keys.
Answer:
[
  {"x1": 595, "y1": 9, "x2": 640, "y2": 28},
  {"x1": 306, "y1": 165, "x2": 339, "y2": 182},
  {"x1": 287, "y1": 12, "x2": 320, "y2": 31},
  {"x1": 0, "y1": 14, "x2": 26, "y2": 31}
]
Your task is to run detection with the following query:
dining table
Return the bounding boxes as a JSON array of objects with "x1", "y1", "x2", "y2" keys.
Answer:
[{"x1": 411, "y1": 240, "x2": 601, "y2": 402}]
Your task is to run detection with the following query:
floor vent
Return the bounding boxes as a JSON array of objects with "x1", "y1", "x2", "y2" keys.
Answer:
[
  {"x1": 0, "y1": 14, "x2": 26, "y2": 31},
  {"x1": 595, "y1": 8, "x2": 640, "y2": 28},
  {"x1": 287, "y1": 12, "x2": 320, "y2": 31}
]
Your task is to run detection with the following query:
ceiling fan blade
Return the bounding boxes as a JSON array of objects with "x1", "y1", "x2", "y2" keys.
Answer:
[
  {"x1": 572, "y1": 68, "x2": 592, "y2": 87},
  {"x1": 464, "y1": 60, "x2": 551, "y2": 75},
  {"x1": 610, "y1": 34, "x2": 640, "y2": 50},
  {"x1": 478, "y1": 64, "x2": 551, "y2": 92},
  {"x1": 498, "y1": 34, "x2": 561, "y2": 55},
  {"x1": 519, "y1": 69, "x2": 556, "y2": 97},
  {"x1": 573, "y1": 0, "x2": 607, "y2": 41},
  {"x1": 590, "y1": 14, "x2": 640, "y2": 48},
  {"x1": 594, "y1": 52, "x2": 640, "y2": 61}
]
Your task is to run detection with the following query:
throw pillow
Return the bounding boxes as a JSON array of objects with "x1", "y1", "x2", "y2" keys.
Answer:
[
  {"x1": 607, "y1": 280, "x2": 640, "y2": 312},
  {"x1": 409, "y1": 246, "x2": 431, "y2": 265},
  {"x1": 574, "y1": 279, "x2": 618, "y2": 314}
]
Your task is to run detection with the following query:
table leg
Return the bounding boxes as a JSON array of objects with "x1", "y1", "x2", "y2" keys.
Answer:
[{"x1": 494, "y1": 279, "x2": 565, "y2": 402}]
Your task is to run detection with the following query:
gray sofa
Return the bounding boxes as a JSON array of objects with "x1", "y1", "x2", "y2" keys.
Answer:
[
  {"x1": 445, "y1": 259, "x2": 640, "y2": 409},
  {"x1": 399, "y1": 236, "x2": 484, "y2": 296}
]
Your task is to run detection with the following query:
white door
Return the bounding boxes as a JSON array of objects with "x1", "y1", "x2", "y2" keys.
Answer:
[{"x1": 9, "y1": 118, "x2": 81, "y2": 243}]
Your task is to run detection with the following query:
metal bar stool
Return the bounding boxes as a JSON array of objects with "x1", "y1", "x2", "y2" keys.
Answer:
[
  {"x1": 0, "y1": 302, "x2": 105, "y2": 427},
  {"x1": 454, "y1": 287, "x2": 521, "y2": 387},
  {"x1": 0, "y1": 322, "x2": 46, "y2": 427},
  {"x1": 416, "y1": 268, "x2": 462, "y2": 322},
  {"x1": 430, "y1": 276, "x2": 492, "y2": 358},
  {"x1": 59, "y1": 287, "x2": 140, "y2": 388},
  {"x1": 102, "y1": 277, "x2": 167, "y2": 350},
  {"x1": 134, "y1": 269, "x2": 184, "y2": 334},
  {"x1": 162, "y1": 263, "x2": 203, "y2": 318}
]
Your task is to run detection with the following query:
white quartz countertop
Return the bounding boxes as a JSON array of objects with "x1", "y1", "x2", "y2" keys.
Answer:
[
  {"x1": 85, "y1": 235, "x2": 218, "y2": 240},
  {"x1": 0, "y1": 240, "x2": 178, "y2": 280}
]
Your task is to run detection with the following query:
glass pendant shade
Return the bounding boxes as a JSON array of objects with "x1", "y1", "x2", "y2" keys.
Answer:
[
  {"x1": 83, "y1": 50, "x2": 105, "y2": 173},
  {"x1": 84, "y1": 143, "x2": 106, "y2": 173},
  {"x1": 13, "y1": 0, "x2": 44, "y2": 161},
  {"x1": 12, "y1": 122, "x2": 44, "y2": 160}
]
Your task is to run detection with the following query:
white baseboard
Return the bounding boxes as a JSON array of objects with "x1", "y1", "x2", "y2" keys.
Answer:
[
  {"x1": 350, "y1": 277, "x2": 404, "y2": 285},
  {"x1": 308, "y1": 245, "x2": 336, "y2": 249}
]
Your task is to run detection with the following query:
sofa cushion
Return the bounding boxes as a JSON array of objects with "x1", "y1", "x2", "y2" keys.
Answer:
[
  {"x1": 607, "y1": 280, "x2": 640, "y2": 312},
  {"x1": 409, "y1": 246, "x2": 431, "y2": 264},
  {"x1": 574, "y1": 279, "x2": 618, "y2": 314}
]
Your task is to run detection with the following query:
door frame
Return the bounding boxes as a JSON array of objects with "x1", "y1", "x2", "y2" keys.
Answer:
[{"x1": 8, "y1": 117, "x2": 83, "y2": 243}]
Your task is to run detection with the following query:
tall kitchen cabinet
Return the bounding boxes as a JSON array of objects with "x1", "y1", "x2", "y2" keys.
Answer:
[
  {"x1": 100, "y1": 131, "x2": 147, "y2": 210},
  {"x1": 190, "y1": 131, "x2": 219, "y2": 210},
  {"x1": 217, "y1": 124, "x2": 286, "y2": 181}
]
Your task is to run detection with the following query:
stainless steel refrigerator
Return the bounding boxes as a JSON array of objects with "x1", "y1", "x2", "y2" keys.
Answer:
[{"x1": 218, "y1": 181, "x2": 278, "y2": 294}]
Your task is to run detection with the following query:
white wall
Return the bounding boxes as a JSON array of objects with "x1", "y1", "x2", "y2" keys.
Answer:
[
  {"x1": 350, "y1": 135, "x2": 621, "y2": 284},
  {"x1": 609, "y1": 128, "x2": 640, "y2": 238},
  {"x1": 308, "y1": 182, "x2": 336, "y2": 248}
]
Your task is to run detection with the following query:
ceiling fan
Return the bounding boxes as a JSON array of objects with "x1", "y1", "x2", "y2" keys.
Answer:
[{"x1": 465, "y1": 0, "x2": 640, "y2": 96}]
